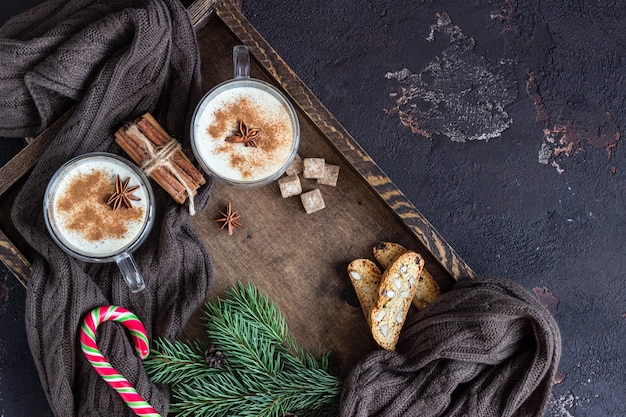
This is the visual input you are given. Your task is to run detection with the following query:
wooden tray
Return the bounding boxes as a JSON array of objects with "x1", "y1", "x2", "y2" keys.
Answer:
[{"x1": 0, "y1": 0, "x2": 475, "y2": 376}]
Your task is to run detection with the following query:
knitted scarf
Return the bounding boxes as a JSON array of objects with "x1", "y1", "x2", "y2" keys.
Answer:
[
  {"x1": 340, "y1": 277, "x2": 561, "y2": 417},
  {"x1": 0, "y1": 0, "x2": 212, "y2": 415}
]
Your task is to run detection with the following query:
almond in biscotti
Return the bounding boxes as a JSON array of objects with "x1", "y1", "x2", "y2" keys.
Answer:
[
  {"x1": 347, "y1": 259, "x2": 382, "y2": 324},
  {"x1": 373, "y1": 241, "x2": 442, "y2": 311},
  {"x1": 370, "y1": 251, "x2": 424, "y2": 350}
]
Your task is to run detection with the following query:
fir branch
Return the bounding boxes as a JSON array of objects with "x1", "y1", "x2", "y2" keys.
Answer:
[
  {"x1": 144, "y1": 338, "x2": 211, "y2": 385},
  {"x1": 171, "y1": 373, "x2": 260, "y2": 417},
  {"x1": 172, "y1": 378, "x2": 276, "y2": 417},
  {"x1": 206, "y1": 282, "x2": 329, "y2": 372},
  {"x1": 171, "y1": 367, "x2": 341, "y2": 417},
  {"x1": 225, "y1": 282, "x2": 290, "y2": 342},
  {"x1": 205, "y1": 283, "x2": 291, "y2": 348},
  {"x1": 146, "y1": 282, "x2": 343, "y2": 417},
  {"x1": 205, "y1": 305, "x2": 281, "y2": 379}
]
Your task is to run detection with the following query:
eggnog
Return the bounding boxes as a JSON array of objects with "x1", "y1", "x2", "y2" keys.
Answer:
[
  {"x1": 45, "y1": 154, "x2": 152, "y2": 260},
  {"x1": 191, "y1": 80, "x2": 299, "y2": 187}
]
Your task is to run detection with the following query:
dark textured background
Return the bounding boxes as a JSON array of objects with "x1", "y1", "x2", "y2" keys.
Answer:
[{"x1": 1, "y1": 1, "x2": 624, "y2": 416}]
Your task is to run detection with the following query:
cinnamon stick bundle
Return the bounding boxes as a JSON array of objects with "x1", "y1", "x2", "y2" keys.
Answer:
[{"x1": 115, "y1": 113, "x2": 206, "y2": 211}]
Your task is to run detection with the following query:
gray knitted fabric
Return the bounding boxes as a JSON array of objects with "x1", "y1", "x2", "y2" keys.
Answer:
[
  {"x1": 340, "y1": 277, "x2": 561, "y2": 417},
  {"x1": 0, "y1": 0, "x2": 212, "y2": 416}
]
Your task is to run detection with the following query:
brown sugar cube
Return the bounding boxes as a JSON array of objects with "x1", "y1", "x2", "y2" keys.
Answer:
[
  {"x1": 285, "y1": 153, "x2": 304, "y2": 176},
  {"x1": 317, "y1": 163, "x2": 340, "y2": 187},
  {"x1": 300, "y1": 189, "x2": 326, "y2": 214},
  {"x1": 303, "y1": 158, "x2": 326, "y2": 179},
  {"x1": 278, "y1": 174, "x2": 302, "y2": 198}
]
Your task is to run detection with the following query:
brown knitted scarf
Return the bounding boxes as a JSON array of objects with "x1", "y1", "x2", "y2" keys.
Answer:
[
  {"x1": 0, "y1": 0, "x2": 212, "y2": 416},
  {"x1": 340, "y1": 277, "x2": 561, "y2": 417}
]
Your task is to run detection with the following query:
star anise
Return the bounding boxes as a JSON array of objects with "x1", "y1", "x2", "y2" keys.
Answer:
[
  {"x1": 107, "y1": 175, "x2": 141, "y2": 210},
  {"x1": 226, "y1": 120, "x2": 260, "y2": 148},
  {"x1": 214, "y1": 201, "x2": 243, "y2": 235}
]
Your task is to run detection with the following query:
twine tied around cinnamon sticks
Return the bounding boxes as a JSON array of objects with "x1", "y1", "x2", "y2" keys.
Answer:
[
  {"x1": 137, "y1": 134, "x2": 195, "y2": 214},
  {"x1": 115, "y1": 113, "x2": 206, "y2": 215}
]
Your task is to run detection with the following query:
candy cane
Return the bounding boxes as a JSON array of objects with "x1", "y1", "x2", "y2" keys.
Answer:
[{"x1": 80, "y1": 305, "x2": 161, "y2": 417}]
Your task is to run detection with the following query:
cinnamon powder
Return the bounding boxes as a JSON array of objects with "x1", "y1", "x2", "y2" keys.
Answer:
[
  {"x1": 56, "y1": 169, "x2": 145, "y2": 243},
  {"x1": 206, "y1": 94, "x2": 293, "y2": 180}
]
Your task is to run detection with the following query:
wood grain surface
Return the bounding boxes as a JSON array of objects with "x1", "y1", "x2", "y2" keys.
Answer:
[
  {"x1": 0, "y1": 0, "x2": 476, "y2": 375},
  {"x1": 215, "y1": 1, "x2": 476, "y2": 282}
]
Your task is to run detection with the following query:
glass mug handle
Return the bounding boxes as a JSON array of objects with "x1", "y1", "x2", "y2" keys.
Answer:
[
  {"x1": 115, "y1": 253, "x2": 146, "y2": 293},
  {"x1": 233, "y1": 45, "x2": 250, "y2": 79}
]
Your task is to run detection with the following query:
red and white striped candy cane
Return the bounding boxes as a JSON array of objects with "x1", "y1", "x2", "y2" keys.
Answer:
[{"x1": 80, "y1": 305, "x2": 160, "y2": 417}]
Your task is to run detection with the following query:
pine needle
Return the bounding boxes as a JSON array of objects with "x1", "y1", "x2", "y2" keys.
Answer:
[
  {"x1": 144, "y1": 282, "x2": 342, "y2": 417},
  {"x1": 144, "y1": 338, "x2": 211, "y2": 385}
]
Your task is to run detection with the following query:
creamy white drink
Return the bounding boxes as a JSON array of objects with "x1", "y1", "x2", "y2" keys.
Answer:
[
  {"x1": 46, "y1": 154, "x2": 151, "y2": 259},
  {"x1": 192, "y1": 81, "x2": 299, "y2": 187}
]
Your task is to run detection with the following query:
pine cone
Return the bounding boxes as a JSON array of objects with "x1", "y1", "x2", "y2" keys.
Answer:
[{"x1": 205, "y1": 344, "x2": 227, "y2": 368}]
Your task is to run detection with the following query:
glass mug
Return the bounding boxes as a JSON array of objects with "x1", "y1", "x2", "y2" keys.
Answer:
[
  {"x1": 44, "y1": 152, "x2": 155, "y2": 293},
  {"x1": 191, "y1": 45, "x2": 300, "y2": 187}
]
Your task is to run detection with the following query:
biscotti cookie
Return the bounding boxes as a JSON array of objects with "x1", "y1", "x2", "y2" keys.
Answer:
[
  {"x1": 373, "y1": 241, "x2": 441, "y2": 311},
  {"x1": 370, "y1": 251, "x2": 424, "y2": 350},
  {"x1": 373, "y1": 241, "x2": 407, "y2": 269},
  {"x1": 347, "y1": 259, "x2": 382, "y2": 323},
  {"x1": 412, "y1": 268, "x2": 442, "y2": 310}
]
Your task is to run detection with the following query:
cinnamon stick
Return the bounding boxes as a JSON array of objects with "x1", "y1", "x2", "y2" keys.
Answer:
[
  {"x1": 129, "y1": 123, "x2": 199, "y2": 194},
  {"x1": 136, "y1": 114, "x2": 206, "y2": 186},
  {"x1": 115, "y1": 113, "x2": 206, "y2": 208},
  {"x1": 115, "y1": 129, "x2": 189, "y2": 203}
]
